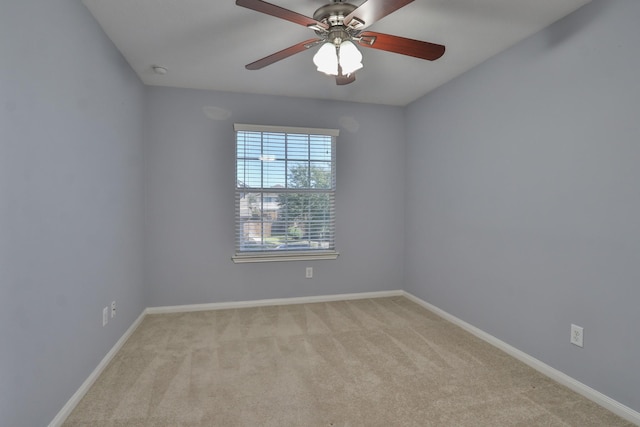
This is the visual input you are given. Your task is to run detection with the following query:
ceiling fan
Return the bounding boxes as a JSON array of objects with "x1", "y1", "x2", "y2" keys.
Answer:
[{"x1": 236, "y1": 0, "x2": 445, "y2": 85}]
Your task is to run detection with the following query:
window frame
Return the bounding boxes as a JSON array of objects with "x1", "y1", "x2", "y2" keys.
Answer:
[{"x1": 232, "y1": 123, "x2": 340, "y2": 263}]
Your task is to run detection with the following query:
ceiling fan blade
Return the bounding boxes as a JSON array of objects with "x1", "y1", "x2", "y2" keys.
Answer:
[
  {"x1": 236, "y1": 0, "x2": 328, "y2": 30},
  {"x1": 336, "y1": 73, "x2": 356, "y2": 85},
  {"x1": 357, "y1": 31, "x2": 445, "y2": 61},
  {"x1": 245, "y1": 39, "x2": 322, "y2": 70},
  {"x1": 344, "y1": 0, "x2": 415, "y2": 29}
]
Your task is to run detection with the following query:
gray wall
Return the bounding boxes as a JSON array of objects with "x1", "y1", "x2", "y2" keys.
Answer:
[
  {"x1": 0, "y1": 1, "x2": 146, "y2": 425},
  {"x1": 404, "y1": 0, "x2": 640, "y2": 412},
  {"x1": 144, "y1": 88, "x2": 405, "y2": 307}
]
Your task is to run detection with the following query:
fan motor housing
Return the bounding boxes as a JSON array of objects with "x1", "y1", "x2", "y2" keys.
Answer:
[{"x1": 313, "y1": 3, "x2": 357, "y2": 27}]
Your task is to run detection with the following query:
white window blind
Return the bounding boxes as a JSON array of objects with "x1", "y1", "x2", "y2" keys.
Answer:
[{"x1": 233, "y1": 124, "x2": 339, "y2": 263}]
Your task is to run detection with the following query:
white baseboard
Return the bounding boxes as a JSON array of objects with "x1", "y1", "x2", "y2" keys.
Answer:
[
  {"x1": 402, "y1": 291, "x2": 640, "y2": 426},
  {"x1": 48, "y1": 311, "x2": 146, "y2": 427},
  {"x1": 146, "y1": 289, "x2": 404, "y2": 314}
]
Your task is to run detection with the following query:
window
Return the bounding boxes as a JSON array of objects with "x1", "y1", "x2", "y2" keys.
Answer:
[{"x1": 233, "y1": 124, "x2": 339, "y2": 263}]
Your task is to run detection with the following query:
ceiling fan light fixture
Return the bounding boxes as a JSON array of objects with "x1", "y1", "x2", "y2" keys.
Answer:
[
  {"x1": 338, "y1": 40, "x2": 363, "y2": 75},
  {"x1": 313, "y1": 42, "x2": 339, "y2": 75},
  {"x1": 236, "y1": 0, "x2": 446, "y2": 85}
]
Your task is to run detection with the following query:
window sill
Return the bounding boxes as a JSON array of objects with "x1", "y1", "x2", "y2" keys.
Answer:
[{"x1": 232, "y1": 251, "x2": 339, "y2": 263}]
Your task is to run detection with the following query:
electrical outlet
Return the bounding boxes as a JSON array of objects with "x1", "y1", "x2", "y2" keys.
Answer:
[
  {"x1": 305, "y1": 267, "x2": 313, "y2": 278},
  {"x1": 570, "y1": 324, "x2": 583, "y2": 347},
  {"x1": 111, "y1": 301, "x2": 116, "y2": 318},
  {"x1": 102, "y1": 307, "x2": 109, "y2": 327}
]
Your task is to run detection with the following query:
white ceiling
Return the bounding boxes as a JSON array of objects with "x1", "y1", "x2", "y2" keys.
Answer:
[{"x1": 82, "y1": 0, "x2": 591, "y2": 106}]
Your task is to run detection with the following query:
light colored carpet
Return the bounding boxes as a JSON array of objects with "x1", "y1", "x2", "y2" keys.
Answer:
[{"x1": 64, "y1": 296, "x2": 633, "y2": 426}]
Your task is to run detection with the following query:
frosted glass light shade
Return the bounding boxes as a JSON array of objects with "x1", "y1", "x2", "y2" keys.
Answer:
[
  {"x1": 338, "y1": 40, "x2": 363, "y2": 75},
  {"x1": 313, "y1": 43, "x2": 339, "y2": 75}
]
